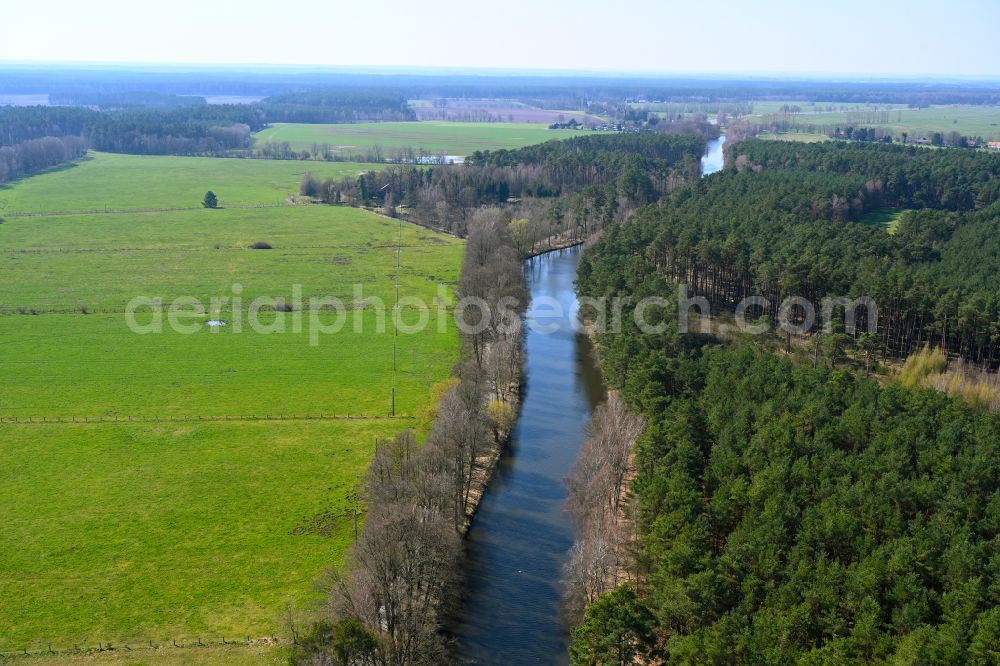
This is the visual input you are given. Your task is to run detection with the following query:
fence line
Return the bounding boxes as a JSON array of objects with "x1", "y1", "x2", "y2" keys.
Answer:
[
  {"x1": 0, "y1": 634, "x2": 291, "y2": 660},
  {"x1": 3, "y1": 203, "x2": 287, "y2": 218},
  {"x1": 2, "y1": 242, "x2": 444, "y2": 255},
  {"x1": 0, "y1": 413, "x2": 414, "y2": 425},
  {"x1": 0, "y1": 302, "x2": 455, "y2": 316}
]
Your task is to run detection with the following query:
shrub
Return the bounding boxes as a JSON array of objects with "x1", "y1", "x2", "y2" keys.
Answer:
[
  {"x1": 487, "y1": 399, "x2": 515, "y2": 434},
  {"x1": 250, "y1": 241, "x2": 273, "y2": 250},
  {"x1": 300, "y1": 172, "x2": 320, "y2": 197},
  {"x1": 899, "y1": 346, "x2": 948, "y2": 388}
]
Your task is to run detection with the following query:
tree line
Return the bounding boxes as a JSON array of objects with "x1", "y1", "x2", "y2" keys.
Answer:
[
  {"x1": 81, "y1": 105, "x2": 264, "y2": 154},
  {"x1": 291, "y1": 210, "x2": 528, "y2": 665},
  {"x1": 261, "y1": 90, "x2": 415, "y2": 123},
  {"x1": 563, "y1": 394, "x2": 645, "y2": 620},
  {"x1": 0, "y1": 135, "x2": 87, "y2": 183},
  {"x1": 258, "y1": 141, "x2": 455, "y2": 163},
  {"x1": 0, "y1": 90, "x2": 416, "y2": 167},
  {"x1": 301, "y1": 132, "x2": 707, "y2": 239},
  {"x1": 0, "y1": 104, "x2": 261, "y2": 168},
  {"x1": 0, "y1": 106, "x2": 99, "y2": 147}
]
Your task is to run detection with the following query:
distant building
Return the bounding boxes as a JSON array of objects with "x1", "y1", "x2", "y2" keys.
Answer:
[{"x1": 987, "y1": 141, "x2": 1000, "y2": 151}]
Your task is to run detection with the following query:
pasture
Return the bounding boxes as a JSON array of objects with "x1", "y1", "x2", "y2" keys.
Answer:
[
  {"x1": 0, "y1": 152, "x2": 383, "y2": 215},
  {"x1": 744, "y1": 100, "x2": 909, "y2": 116},
  {"x1": 0, "y1": 152, "x2": 463, "y2": 653},
  {"x1": 2, "y1": 419, "x2": 383, "y2": 650},
  {"x1": 0, "y1": 206, "x2": 460, "y2": 312},
  {"x1": 756, "y1": 131, "x2": 831, "y2": 143},
  {"x1": 742, "y1": 103, "x2": 1000, "y2": 141},
  {"x1": 253, "y1": 121, "x2": 576, "y2": 156}
]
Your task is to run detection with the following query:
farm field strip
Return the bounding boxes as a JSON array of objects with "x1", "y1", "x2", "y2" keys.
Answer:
[
  {"x1": 1, "y1": 414, "x2": 414, "y2": 424},
  {"x1": 253, "y1": 120, "x2": 582, "y2": 155},
  {"x1": 756, "y1": 131, "x2": 832, "y2": 143},
  {"x1": 0, "y1": 313, "x2": 457, "y2": 418},
  {"x1": 2, "y1": 203, "x2": 288, "y2": 218},
  {"x1": 0, "y1": 152, "x2": 384, "y2": 215},
  {"x1": 0, "y1": 206, "x2": 461, "y2": 310}
]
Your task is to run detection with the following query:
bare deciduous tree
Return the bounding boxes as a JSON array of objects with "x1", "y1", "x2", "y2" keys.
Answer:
[{"x1": 564, "y1": 394, "x2": 645, "y2": 620}]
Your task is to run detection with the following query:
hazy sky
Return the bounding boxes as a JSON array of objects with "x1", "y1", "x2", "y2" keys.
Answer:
[{"x1": 3, "y1": 0, "x2": 998, "y2": 78}]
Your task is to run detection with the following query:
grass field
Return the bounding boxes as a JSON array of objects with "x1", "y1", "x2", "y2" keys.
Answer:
[
  {"x1": 0, "y1": 206, "x2": 459, "y2": 311},
  {"x1": 0, "y1": 152, "x2": 464, "y2": 655},
  {"x1": 744, "y1": 100, "x2": 910, "y2": 116},
  {"x1": 2, "y1": 420, "x2": 386, "y2": 649},
  {"x1": 860, "y1": 207, "x2": 911, "y2": 234},
  {"x1": 253, "y1": 121, "x2": 574, "y2": 156},
  {"x1": 756, "y1": 131, "x2": 831, "y2": 143},
  {"x1": 0, "y1": 153, "x2": 383, "y2": 215},
  {"x1": 741, "y1": 103, "x2": 1000, "y2": 141}
]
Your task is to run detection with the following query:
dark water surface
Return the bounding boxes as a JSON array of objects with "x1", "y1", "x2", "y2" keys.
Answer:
[
  {"x1": 453, "y1": 246, "x2": 604, "y2": 664},
  {"x1": 454, "y1": 134, "x2": 727, "y2": 664}
]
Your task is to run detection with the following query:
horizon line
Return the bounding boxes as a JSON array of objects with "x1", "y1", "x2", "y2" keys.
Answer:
[{"x1": 3, "y1": 60, "x2": 1000, "y2": 84}]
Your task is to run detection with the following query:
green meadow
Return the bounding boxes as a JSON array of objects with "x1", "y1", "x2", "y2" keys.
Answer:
[
  {"x1": 0, "y1": 206, "x2": 460, "y2": 311},
  {"x1": 2, "y1": 420, "x2": 382, "y2": 648},
  {"x1": 0, "y1": 147, "x2": 464, "y2": 653},
  {"x1": 743, "y1": 103, "x2": 1000, "y2": 141},
  {"x1": 0, "y1": 309, "x2": 456, "y2": 419},
  {"x1": 253, "y1": 121, "x2": 571, "y2": 156},
  {"x1": 0, "y1": 153, "x2": 383, "y2": 215},
  {"x1": 860, "y1": 207, "x2": 912, "y2": 234},
  {"x1": 756, "y1": 131, "x2": 831, "y2": 143}
]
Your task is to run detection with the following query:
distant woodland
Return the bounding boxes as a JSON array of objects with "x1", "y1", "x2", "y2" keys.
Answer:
[{"x1": 0, "y1": 90, "x2": 416, "y2": 181}]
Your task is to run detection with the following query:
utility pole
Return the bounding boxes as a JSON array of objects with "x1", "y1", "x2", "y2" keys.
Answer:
[{"x1": 391, "y1": 216, "x2": 401, "y2": 417}]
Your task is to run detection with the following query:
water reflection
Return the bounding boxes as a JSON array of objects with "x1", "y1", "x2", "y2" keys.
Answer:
[
  {"x1": 701, "y1": 134, "x2": 727, "y2": 176},
  {"x1": 453, "y1": 246, "x2": 604, "y2": 664}
]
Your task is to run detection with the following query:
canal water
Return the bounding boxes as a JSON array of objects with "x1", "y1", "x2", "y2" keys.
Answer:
[
  {"x1": 701, "y1": 133, "x2": 727, "y2": 176},
  {"x1": 454, "y1": 133, "x2": 726, "y2": 664},
  {"x1": 453, "y1": 245, "x2": 604, "y2": 664}
]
